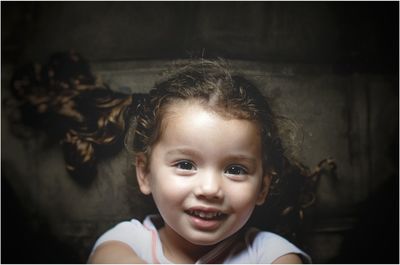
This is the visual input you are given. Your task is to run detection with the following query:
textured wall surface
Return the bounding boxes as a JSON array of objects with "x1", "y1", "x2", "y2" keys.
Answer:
[
  {"x1": 2, "y1": 2, "x2": 398, "y2": 263},
  {"x1": 2, "y1": 61, "x2": 397, "y2": 263}
]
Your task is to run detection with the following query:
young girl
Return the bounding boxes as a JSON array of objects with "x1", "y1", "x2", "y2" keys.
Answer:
[{"x1": 88, "y1": 60, "x2": 311, "y2": 264}]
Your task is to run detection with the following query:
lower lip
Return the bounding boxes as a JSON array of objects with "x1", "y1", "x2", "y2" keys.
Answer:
[{"x1": 187, "y1": 214, "x2": 224, "y2": 230}]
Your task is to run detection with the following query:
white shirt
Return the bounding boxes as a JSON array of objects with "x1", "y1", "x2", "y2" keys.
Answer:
[{"x1": 92, "y1": 215, "x2": 311, "y2": 264}]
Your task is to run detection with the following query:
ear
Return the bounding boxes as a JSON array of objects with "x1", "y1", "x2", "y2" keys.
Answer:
[
  {"x1": 256, "y1": 174, "x2": 271, "y2": 205},
  {"x1": 135, "y1": 153, "x2": 152, "y2": 195}
]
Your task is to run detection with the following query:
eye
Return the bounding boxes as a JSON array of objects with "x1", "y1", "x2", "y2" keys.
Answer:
[
  {"x1": 225, "y1": 165, "x2": 248, "y2": 175},
  {"x1": 174, "y1": 161, "x2": 196, "y2": 171}
]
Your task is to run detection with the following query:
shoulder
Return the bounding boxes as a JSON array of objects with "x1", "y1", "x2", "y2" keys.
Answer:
[
  {"x1": 94, "y1": 219, "x2": 148, "y2": 247},
  {"x1": 246, "y1": 229, "x2": 311, "y2": 263},
  {"x1": 90, "y1": 218, "x2": 152, "y2": 262},
  {"x1": 88, "y1": 241, "x2": 146, "y2": 264}
]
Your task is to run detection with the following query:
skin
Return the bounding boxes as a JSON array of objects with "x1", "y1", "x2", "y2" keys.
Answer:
[
  {"x1": 89, "y1": 101, "x2": 302, "y2": 264},
  {"x1": 87, "y1": 241, "x2": 146, "y2": 264}
]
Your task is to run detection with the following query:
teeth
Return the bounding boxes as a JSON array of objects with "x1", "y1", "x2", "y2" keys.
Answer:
[{"x1": 188, "y1": 210, "x2": 223, "y2": 219}]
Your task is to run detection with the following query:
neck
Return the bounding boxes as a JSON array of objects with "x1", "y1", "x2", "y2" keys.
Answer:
[{"x1": 158, "y1": 226, "x2": 214, "y2": 263}]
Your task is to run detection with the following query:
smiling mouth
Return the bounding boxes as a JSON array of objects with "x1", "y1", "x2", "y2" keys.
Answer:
[{"x1": 185, "y1": 209, "x2": 227, "y2": 220}]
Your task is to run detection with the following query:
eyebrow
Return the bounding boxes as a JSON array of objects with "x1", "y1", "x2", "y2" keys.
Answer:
[
  {"x1": 165, "y1": 148, "x2": 202, "y2": 158},
  {"x1": 165, "y1": 148, "x2": 257, "y2": 165},
  {"x1": 226, "y1": 154, "x2": 257, "y2": 163}
]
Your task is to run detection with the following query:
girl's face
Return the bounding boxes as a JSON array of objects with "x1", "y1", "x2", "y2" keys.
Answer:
[{"x1": 136, "y1": 101, "x2": 270, "y2": 247}]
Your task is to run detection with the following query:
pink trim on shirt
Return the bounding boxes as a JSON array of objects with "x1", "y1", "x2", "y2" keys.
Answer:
[{"x1": 143, "y1": 224, "x2": 161, "y2": 264}]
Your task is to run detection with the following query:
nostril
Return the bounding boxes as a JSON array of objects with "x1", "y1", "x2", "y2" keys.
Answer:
[{"x1": 195, "y1": 187, "x2": 224, "y2": 200}]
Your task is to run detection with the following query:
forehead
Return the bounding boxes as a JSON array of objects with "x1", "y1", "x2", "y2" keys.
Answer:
[{"x1": 157, "y1": 101, "x2": 262, "y2": 155}]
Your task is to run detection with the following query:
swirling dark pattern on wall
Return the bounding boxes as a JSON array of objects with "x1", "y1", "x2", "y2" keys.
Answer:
[{"x1": 5, "y1": 50, "x2": 145, "y2": 186}]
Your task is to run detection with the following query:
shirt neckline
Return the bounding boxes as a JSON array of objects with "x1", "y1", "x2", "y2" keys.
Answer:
[{"x1": 143, "y1": 215, "x2": 241, "y2": 264}]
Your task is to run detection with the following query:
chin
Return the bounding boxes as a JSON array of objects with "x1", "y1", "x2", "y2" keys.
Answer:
[
  {"x1": 184, "y1": 231, "x2": 230, "y2": 246},
  {"x1": 188, "y1": 237, "x2": 222, "y2": 246}
]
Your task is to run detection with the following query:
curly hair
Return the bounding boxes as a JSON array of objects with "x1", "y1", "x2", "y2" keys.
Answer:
[{"x1": 133, "y1": 60, "x2": 279, "y2": 171}]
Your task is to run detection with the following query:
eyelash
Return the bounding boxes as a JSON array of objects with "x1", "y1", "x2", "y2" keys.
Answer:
[
  {"x1": 174, "y1": 160, "x2": 196, "y2": 171},
  {"x1": 224, "y1": 165, "x2": 248, "y2": 175},
  {"x1": 173, "y1": 161, "x2": 248, "y2": 176}
]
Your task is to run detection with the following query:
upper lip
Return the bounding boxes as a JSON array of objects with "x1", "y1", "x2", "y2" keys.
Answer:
[{"x1": 186, "y1": 206, "x2": 225, "y2": 214}]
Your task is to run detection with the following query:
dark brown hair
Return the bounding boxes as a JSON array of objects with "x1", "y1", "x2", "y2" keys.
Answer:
[{"x1": 133, "y1": 60, "x2": 279, "y2": 174}]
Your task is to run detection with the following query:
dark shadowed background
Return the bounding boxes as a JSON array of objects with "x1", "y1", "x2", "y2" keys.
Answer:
[{"x1": 1, "y1": 2, "x2": 399, "y2": 263}]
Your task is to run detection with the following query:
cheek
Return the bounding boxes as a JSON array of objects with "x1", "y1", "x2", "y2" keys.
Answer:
[
  {"x1": 150, "y1": 169, "x2": 192, "y2": 204},
  {"x1": 225, "y1": 182, "x2": 262, "y2": 212}
]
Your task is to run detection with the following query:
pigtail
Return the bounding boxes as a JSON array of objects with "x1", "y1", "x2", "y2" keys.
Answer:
[
  {"x1": 5, "y1": 51, "x2": 140, "y2": 187},
  {"x1": 252, "y1": 131, "x2": 337, "y2": 248}
]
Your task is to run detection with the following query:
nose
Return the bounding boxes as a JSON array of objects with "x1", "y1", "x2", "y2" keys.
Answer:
[{"x1": 194, "y1": 169, "x2": 224, "y2": 200}]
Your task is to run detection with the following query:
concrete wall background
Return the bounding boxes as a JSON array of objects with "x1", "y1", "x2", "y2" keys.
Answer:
[{"x1": 2, "y1": 2, "x2": 398, "y2": 263}]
